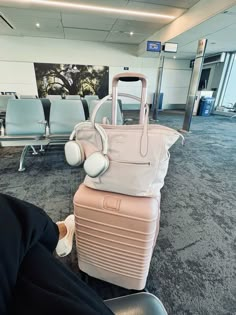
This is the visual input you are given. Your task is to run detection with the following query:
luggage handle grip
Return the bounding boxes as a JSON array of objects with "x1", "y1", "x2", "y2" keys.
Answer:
[
  {"x1": 112, "y1": 73, "x2": 147, "y2": 88},
  {"x1": 118, "y1": 76, "x2": 140, "y2": 82}
]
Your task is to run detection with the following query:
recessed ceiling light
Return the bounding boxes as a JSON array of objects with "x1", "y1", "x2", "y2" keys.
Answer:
[
  {"x1": 36, "y1": 22, "x2": 40, "y2": 28},
  {"x1": 173, "y1": 55, "x2": 176, "y2": 59},
  {"x1": 32, "y1": 0, "x2": 175, "y2": 19},
  {"x1": 130, "y1": 32, "x2": 134, "y2": 36}
]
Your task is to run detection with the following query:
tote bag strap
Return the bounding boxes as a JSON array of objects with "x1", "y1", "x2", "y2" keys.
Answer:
[
  {"x1": 90, "y1": 93, "x2": 150, "y2": 156},
  {"x1": 90, "y1": 93, "x2": 146, "y2": 125},
  {"x1": 141, "y1": 103, "x2": 150, "y2": 157}
]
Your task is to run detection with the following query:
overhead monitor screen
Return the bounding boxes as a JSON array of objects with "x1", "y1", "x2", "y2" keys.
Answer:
[
  {"x1": 163, "y1": 42, "x2": 178, "y2": 53},
  {"x1": 146, "y1": 41, "x2": 161, "y2": 52}
]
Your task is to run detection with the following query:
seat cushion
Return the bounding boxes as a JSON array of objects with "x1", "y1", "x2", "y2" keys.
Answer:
[
  {"x1": 105, "y1": 292, "x2": 168, "y2": 315},
  {"x1": 49, "y1": 100, "x2": 85, "y2": 135},
  {"x1": 6, "y1": 99, "x2": 46, "y2": 136}
]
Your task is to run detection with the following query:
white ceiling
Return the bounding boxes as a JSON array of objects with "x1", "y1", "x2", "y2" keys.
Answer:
[
  {"x1": 171, "y1": 6, "x2": 236, "y2": 59},
  {"x1": 0, "y1": 0, "x2": 199, "y2": 45},
  {"x1": 0, "y1": 0, "x2": 235, "y2": 58}
]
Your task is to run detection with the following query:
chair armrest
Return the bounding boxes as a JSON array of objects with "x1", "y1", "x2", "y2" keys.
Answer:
[
  {"x1": 38, "y1": 120, "x2": 47, "y2": 126},
  {"x1": 123, "y1": 118, "x2": 133, "y2": 125},
  {"x1": 38, "y1": 120, "x2": 48, "y2": 135}
]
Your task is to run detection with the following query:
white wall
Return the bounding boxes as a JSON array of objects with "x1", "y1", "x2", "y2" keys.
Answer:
[
  {"x1": 0, "y1": 61, "x2": 38, "y2": 96},
  {"x1": 202, "y1": 63, "x2": 224, "y2": 93},
  {"x1": 0, "y1": 35, "x2": 191, "y2": 109},
  {"x1": 161, "y1": 59, "x2": 192, "y2": 109},
  {"x1": 222, "y1": 58, "x2": 236, "y2": 106}
]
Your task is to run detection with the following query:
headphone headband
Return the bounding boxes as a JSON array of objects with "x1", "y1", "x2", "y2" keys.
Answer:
[{"x1": 69, "y1": 121, "x2": 108, "y2": 155}]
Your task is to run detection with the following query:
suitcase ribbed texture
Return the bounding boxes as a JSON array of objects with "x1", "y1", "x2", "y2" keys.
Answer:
[{"x1": 74, "y1": 184, "x2": 160, "y2": 290}]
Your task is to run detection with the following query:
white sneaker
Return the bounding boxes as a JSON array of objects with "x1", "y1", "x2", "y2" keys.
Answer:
[{"x1": 55, "y1": 214, "x2": 75, "y2": 257}]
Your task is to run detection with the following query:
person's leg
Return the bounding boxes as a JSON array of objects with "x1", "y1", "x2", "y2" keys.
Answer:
[
  {"x1": 11, "y1": 243, "x2": 114, "y2": 315},
  {"x1": 0, "y1": 193, "x2": 113, "y2": 315},
  {"x1": 0, "y1": 193, "x2": 59, "y2": 315}
]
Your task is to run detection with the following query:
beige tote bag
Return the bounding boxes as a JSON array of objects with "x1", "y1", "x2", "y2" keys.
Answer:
[{"x1": 73, "y1": 73, "x2": 183, "y2": 197}]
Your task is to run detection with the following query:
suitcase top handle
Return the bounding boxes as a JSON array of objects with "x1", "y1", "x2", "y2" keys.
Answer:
[
  {"x1": 112, "y1": 73, "x2": 148, "y2": 124},
  {"x1": 119, "y1": 76, "x2": 140, "y2": 82},
  {"x1": 112, "y1": 72, "x2": 147, "y2": 88}
]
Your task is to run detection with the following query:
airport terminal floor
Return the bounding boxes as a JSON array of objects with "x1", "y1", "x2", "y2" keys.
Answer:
[{"x1": 0, "y1": 111, "x2": 235, "y2": 315}]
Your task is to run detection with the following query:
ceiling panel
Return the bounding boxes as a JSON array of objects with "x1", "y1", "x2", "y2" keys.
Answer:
[
  {"x1": 0, "y1": 7, "x2": 61, "y2": 19},
  {"x1": 0, "y1": 6, "x2": 64, "y2": 37},
  {"x1": 183, "y1": 12, "x2": 236, "y2": 41},
  {"x1": 11, "y1": 18, "x2": 62, "y2": 32},
  {"x1": 55, "y1": 0, "x2": 129, "y2": 7},
  {"x1": 126, "y1": 2, "x2": 186, "y2": 16},
  {"x1": 171, "y1": 7, "x2": 236, "y2": 58},
  {"x1": 62, "y1": 12, "x2": 116, "y2": 30},
  {"x1": 106, "y1": 31, "x2": 147, "y2": 44},
  {"x1": 130, "y1": 0, "x2": 200, "y2": 10},
  {"x1": 0, "y1": 17, "x2": 16, "y2": 35},
  {"x1": 1, "y1": 0, "x2": 235, "y2": 58},
  {"x1": 18, "y1": 29, "x2": 64, "y2": 39},
  {"x1": 182, "y1": 24, "x2": 236, "y2": 52},
  {"x1": 111, "y1": 19, "x2": 163, "y2": 34},
  {"x1": 64, "y1": 28, "x2": 109, "y2": 41}
]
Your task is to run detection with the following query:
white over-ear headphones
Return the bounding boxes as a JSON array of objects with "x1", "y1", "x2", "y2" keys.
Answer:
[{"x1": 65, "y1": 121, "x2": 109, "y2": 178}]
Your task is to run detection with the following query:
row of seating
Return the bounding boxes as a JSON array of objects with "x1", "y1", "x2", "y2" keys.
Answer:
[
  {"x1": 0, "y1": 97, "x2": 124, "y2": 171},
  {"x1": 0, "y1": 94, "x2": 99, "y2": 112},
  {"x1": 17, "y1": 94, "x2": 99, "y2": 102},
  {"x1": 0, "y1": 99, "x2": 86, "y2": 171}
]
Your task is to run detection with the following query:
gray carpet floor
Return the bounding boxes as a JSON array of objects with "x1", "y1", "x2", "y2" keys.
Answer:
[{"x1": 0, "y1": 111, "x2": 235, "y2": 315}]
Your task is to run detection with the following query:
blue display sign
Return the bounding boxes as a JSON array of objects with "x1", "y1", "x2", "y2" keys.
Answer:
[{"x1": 146, "y1": 41, "x2": 161, "y2": 52}]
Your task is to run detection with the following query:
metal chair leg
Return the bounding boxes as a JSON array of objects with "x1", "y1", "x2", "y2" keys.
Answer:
[
  {"x1": 39, "y1": 145, "x2": 45, "y2": 152},
  {"x1": 18, "y1": 145, "x2": 30, "y2": 172},
  {"x1": 30, "y1": 145, "x2": 38, "y2": 155}
]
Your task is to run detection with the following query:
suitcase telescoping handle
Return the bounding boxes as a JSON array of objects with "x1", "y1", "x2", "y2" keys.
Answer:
[
  {"x1": 112, "y1": 73, "x2": 148, "y2": 125},
  {"x1": 90, "y1": 73, "x2": 148, "y2": 125}
]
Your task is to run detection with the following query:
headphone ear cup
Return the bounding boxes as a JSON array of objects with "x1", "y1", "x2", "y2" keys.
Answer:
[
  {"x1": 84, "y1": 152, "x2": 109, "y2": 178},
  {"x1": 64, "y1": 141, "x2": 85, "y2": 166}
]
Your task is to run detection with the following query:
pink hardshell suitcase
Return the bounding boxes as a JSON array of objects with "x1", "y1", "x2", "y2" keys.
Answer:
[{"x1": 74, "y1": 184, "x2": 160, "y2": 290}]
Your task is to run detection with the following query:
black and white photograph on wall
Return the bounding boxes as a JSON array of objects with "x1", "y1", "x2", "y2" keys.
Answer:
[{"x1": 34, "y1": 63, "x2": 109, "y2": 98}]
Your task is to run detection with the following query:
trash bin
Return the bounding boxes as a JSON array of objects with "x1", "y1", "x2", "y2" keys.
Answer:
[{"x1": 198, "y1": 97, "x2": 215, "y2": 116}]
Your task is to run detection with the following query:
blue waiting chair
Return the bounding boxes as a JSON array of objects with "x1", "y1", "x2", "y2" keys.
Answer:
[
  {"x1": 0, "y1": 99, "x2": 48, "y2": 171},
  {"x1": 48, "y1": 99, "x2": 85, "y2": 143},
  {"x1": 84, "y1": 95, "x2": 99, "y2": 110},
  {"x1": 0, "y1": 95, "x2": 15, "y2": 113}
]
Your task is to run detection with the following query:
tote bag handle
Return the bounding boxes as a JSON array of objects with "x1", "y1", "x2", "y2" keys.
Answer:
[
  {"x1": 90, "y1": 93, "x2": 150, "y2": 157},
  {"x1": 90, "y1": 93, "x2": 147, "y2": 126}
]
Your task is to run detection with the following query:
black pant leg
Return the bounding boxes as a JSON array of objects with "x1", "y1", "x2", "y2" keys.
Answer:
[
  {"x1": 11, "y1": 243, "x2": 114, "y2": 315},
  {"x1": 0, "y1": 194, "x2": 59, "y2": 315}
]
